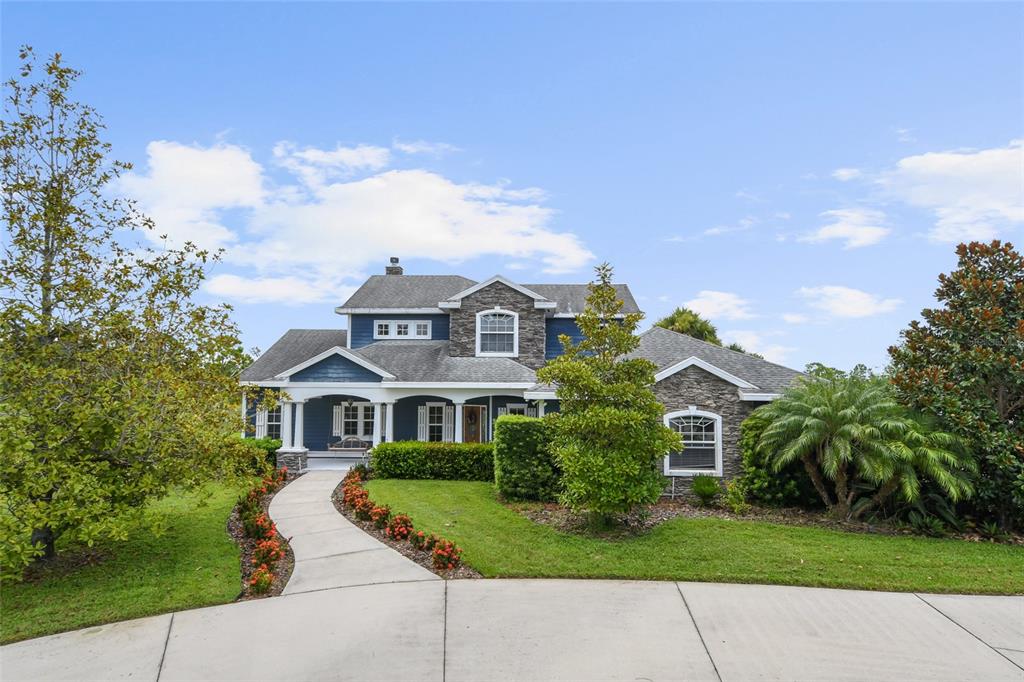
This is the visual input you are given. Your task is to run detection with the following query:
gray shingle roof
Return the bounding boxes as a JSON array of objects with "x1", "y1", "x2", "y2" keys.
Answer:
[
  {"x1": 241, "y1": 329, "x2": 348, "y2": 381},
  {"x1": 629, "y1": 326, "x2": 802, "y2": 393},
  {"x1": 523, "y1": 284, "x2": 640, "y2": 315},
  {"x1": 355, "y1": 341, "x2": 537, "y2": 383},
  {"x1": 337, "y1": 275, "x2": 476, "y2": 310}
]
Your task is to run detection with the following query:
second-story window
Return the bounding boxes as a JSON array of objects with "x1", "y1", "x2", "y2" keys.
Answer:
[
  {"x1": 373, "y1": 320, "x2": 431, "y2": 339},
  {"x1": 476, "y1": 309, "x2": 518, "y2": 356}
]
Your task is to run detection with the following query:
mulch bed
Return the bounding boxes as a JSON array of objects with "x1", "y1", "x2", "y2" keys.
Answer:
[
  {"x1": 331, "y1": 480, "x2": 481, "y2": 580},
  {"x1": 509, "y1": 498, "x2": 1024, "y2": 545},
  {"x1": 228, "y1": 471, "x2": 303, "y2": 600}
]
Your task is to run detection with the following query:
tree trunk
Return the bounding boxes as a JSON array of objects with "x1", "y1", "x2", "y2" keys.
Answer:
[
  {"x1": 31, "y1": 525, "x2": 56, "y2": 560},
  {"x1": 852, "y1": 477, "x2": 900, "y2": 520},
  {"x1": 801, "y1": 452, "x2": 834, "y2": 510},
  {"x1": 834, "y1": 464, "x2": 851, "y2": 520}
]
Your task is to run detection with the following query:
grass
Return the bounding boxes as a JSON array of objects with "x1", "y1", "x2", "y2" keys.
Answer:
[
  {"x1": 366, "y1": 479, "x2": 1024, "y2": 595},
  {"x1": 1, "y1": 483, "x2": 245, "y2": 644}
]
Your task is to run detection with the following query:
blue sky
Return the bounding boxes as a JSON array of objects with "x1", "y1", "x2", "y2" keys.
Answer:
[{"x1": 4, "y1": 2, "x2": 1022, "y2": 371}]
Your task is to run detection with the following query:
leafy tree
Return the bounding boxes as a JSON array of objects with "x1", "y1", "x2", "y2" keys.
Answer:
[
  {"x1": 0, "y1": 48, "x2": 253, "y2": 576},
  {"x1": 757, "y1": 374, "x2": 975, "y2": 520},
  {"x1": 738, "y1": 410, "x2": 820, "y2": 508},
  {"x1": 889, "y1": 241, "x2": 1024, "y2": 530},
  {"x1": 538, "y1": 263, "x2": 681, "y2": 526},
  {"x1": 655, "y1": 307, "x2": 721, "y2": 344}
]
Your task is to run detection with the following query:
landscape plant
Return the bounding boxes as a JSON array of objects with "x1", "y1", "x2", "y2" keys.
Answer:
[
  {"x1": 756, "y1": 373, "x2": 976, "y2": 520},
  {"x1": 739, "y1": 410, "x2": 820, "y2": 508},
  {"x1": 0, "y1": 48, "x2": 256, "y2": 577},
  {"x1": 385, "y1": 514, "x2": 413, "y2": 541},
  {"x1": 691, "y1": 475, "x2": 721, "y2": 506},
  {"x1": 538, "y1": 263, "x2": 681, "y2": 526},
  {"x1": 493, "y1": 415, "x2": 559, "y2": 501},
  {"x1": 370, "y1": 441, "x2": 494, "y2": 480},
  {"x1": 889, "y1": 240, "x2": 1024, "y2": 530}
]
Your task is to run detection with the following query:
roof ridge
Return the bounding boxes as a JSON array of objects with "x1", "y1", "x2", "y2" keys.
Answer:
[{"x1": 647, "y1": 325, "x2": 801, "y2": 373}]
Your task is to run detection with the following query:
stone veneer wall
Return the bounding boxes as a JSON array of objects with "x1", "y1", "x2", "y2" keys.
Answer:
[
  {"x1": 448, "y1": 282, "x2": 548, "y2": 369},
  {"x1": 276, "y1": 451, "x2": 307, "y2": 472},
  {"x1": 653, "y1": 364, "x2": 756, "y2": 495}
]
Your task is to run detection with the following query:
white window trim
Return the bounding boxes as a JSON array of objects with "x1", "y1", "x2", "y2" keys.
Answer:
[
  {"x1": 424, "y1": 401, "x2": 448, "y2": 442},
  {"x1": 373, "y1": 320, "x2": 432, "y2": 340},
  {"x1": 475, "y1": 308, "x2": 519, "y2": 358},
  {"x1": 333, "y1": 403, "x2": 376, "y2": 439},
  {"x1": 506, "y1": 402, "x2": 528, "y2": 415},
  {"x1": 663, "y1": 407, "x2": 723, "y2": 477}
]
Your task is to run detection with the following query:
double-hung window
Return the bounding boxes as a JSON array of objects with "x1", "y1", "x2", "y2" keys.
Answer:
[
  {"x1": 427, "y1": 403, "x2": 445, "y2": 442},
  {"x1": 476, "y1": 309, "x2": 518, "y2": 356},
  {"x1": 373, "y1": 320, "x2": 431, "y2": 339},
  {"x1": 663, "y1": 409, "x2": 722, "y2": 476},
  {"x1": 332, "y1": 403, "x2": 375, "y2": 439},
  {"x1": 256, "y1": 405, "x2": 282, "y2": 440}
]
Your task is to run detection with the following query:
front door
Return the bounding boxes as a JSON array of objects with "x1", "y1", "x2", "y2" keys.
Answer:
[{"x1": 463, "y1": 405, "x2": 483, "y2": 443}]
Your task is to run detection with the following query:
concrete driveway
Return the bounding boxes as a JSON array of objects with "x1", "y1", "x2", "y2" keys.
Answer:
[{"x1": 3, "y1": 470, "x2": 1021, "y2": 681}]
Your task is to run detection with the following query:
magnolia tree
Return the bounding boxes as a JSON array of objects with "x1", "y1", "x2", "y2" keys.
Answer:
[
  {"x1": 538, "y1": 263, "x2": 680, "y2": 526},
  {"x1": 889, "y1": 241, "x2": 1024, "y2": 530},
  {"x1": 0, "y1": 49, "x2": 254, "y2": 576}
]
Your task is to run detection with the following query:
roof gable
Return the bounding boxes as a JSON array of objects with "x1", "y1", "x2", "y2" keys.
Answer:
[
  {"x1": 439, "y1": 275, "x2": 557, "y2": 309},
  {"x1": 653, "y1": 356, "x2": 758, "y2": 388},
  {"x1": 275, "y1": 346, "x2": 396, "y2": 380}
]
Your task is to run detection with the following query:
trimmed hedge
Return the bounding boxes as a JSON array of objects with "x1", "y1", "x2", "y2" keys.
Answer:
[
  {"x1": 493, "y1": 415, "x2": 560, "y2": 501},
  {"x1": 371, "y1": 441, "x2": 494, "y2": 481}
]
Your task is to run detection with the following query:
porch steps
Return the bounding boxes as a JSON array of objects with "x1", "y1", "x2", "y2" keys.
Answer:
[{"x1": 303, "y1": 452, "x2": 364, "y2": 471}]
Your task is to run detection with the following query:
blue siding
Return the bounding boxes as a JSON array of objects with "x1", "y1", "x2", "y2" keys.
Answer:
[
  {"x1": 392, "y1": 395, "x2": 452, "y2": 441},
  {"x1": 545, "y1": 318, "x2": 584, "y2": 359},
  {"x1": 291, "y1": 353, "x2": 382, "y2": 382},
  {"x1": 349, "y1": 314, "x2": 450, "y2": 348},
  {"x1": 302, "y1": 396, "x2": 372, "y2": 450}
]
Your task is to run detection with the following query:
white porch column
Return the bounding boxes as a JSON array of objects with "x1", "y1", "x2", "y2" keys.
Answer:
[
  {"x1": 281, "y1": 401, "x2": 294, "y2": 449},
  {"x1": 454, "y1": 402, "x2": 464, "y2": 443},
  {"x1": 384, "y1": 402, "x2": 395, "y2": 443},
  {"x1": 372, "y1": 403, "x2": 382, "y2": 447},
  {"x1": 537, "y1": 400, "x2": 546, "y2": 418},
  {"x1": 293, "y1": 401, "x2": 305, "y2": 450},
  {"x1": 241, "y1": 392, "x2": 247, "y2": 437}
]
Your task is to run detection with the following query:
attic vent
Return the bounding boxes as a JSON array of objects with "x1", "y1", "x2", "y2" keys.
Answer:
[{"x1": 385, "y1": 257, "x2": 403, "y2": 275}]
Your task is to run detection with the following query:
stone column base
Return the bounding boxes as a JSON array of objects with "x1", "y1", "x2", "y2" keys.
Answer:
[{"x1": 275, "y1": 449, "x2": 308, "y2": 472}]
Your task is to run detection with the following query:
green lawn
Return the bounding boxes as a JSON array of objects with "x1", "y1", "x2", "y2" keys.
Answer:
[
  {"x1": 1, "y1": 483, "x2": 245, "y2": 644},
  {"x1": 366, "y1": 479, "x2": 1024, "y2": 594}
]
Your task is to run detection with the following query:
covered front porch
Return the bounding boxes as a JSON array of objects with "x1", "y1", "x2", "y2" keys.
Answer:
[{"x1": 253, "y1": 385, "x2": 558, "y2": 470}]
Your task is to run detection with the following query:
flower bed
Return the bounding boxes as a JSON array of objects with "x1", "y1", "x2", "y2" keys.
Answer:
[
  {"x1": 228, "y1": 467, "x2": 298, "y2": 598},
  {"x1": 332, "y1": 468, "x2": 480, "y2": 579}
]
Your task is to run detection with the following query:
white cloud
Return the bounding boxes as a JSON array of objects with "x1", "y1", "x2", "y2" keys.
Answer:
[
  {"x1": 704, "y1": 216, "x2": 758, "y2": 236},
  {"x1": 721, "y1": 330, "x2": 795, "y2": 364},
  {"x1": 799, "y1": 208, "x2": 890, "y2": 249},
  {"x1": 117, "y1": 141, "x2": 264, "y2": 250},
  {"x1": 781, "y1": 313, "x2": 808, "y2": 324},
  {"x1": 878, "y1": 139, "x2": 1024, "y2": 242},
  {"x1": 121, "y1": 140, "x2": 594, "y2": 304},
  {"x1": 735, "y1": 189, "x2": 762, "y2": 202},
  {"x1": 894, "y1": 127, "x2": 916, "y2": 143},
  {"x1": 775, "y1": 212, "x2": 792, "y2": 220},
  {"x1": 832, "y1": 167, "x2": 862, "y2": 182},
  {"x1": 797, "y1": 285, "x2": 901, "y2": 318},
  {"x1": 393, "y1": 139, "x2": 461, "y2": 156},
  {"x1": 685, "y1": 290, "x2": 755, "y2": 320}
]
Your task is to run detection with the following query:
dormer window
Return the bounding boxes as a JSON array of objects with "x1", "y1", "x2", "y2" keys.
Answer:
[
  {"x1": 374, "y1": 320, "x2": 431, "y2": 339},
  {"x1": 476, "y1": 309, "x2": 518, "y2": 357}
]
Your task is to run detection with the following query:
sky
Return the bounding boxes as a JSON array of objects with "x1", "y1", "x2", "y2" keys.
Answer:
[{"x1": 3, "y1": 2, "x2": 1022, "y2": 371}]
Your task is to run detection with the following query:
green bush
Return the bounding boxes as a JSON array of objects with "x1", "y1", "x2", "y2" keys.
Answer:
[
  {"x1": 691, "y1": 474, "x2": 721, "y2": 506},
  {"x1": 739, "y1": 411, "x2": 820, "y2": 508},
  {"x1": 224, "y1": 435, "x2": 278, "y2": 474},
  {"x1": 371, "y1": 441, "x2": 494, "y2": 481},
  {"x1": 493, "y1": 415, "x2": 560, "y2": 501},
  {"x1": 724, "y1": 479, "x2": 751, "y2": 514}
]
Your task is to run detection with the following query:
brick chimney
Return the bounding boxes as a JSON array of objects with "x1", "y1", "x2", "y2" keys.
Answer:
[{"x1": 385, "y1": 256, "x2": 403, "y2": 275}]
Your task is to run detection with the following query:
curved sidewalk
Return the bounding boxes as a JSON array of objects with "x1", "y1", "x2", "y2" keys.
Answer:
[
  {"x1": 2, "y1": 471, "x2": 1021, "y2": 681},
  {"x1": 268, "y1": 469, "x2": 438, "y2": 594}
]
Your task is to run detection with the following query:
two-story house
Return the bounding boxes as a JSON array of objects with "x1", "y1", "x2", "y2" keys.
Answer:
[{"x1": 241, "y1": 257, "x2": 802, "y2": 489}]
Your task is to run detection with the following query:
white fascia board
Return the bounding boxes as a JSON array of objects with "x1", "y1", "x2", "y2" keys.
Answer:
[
  {"x1": 550, "y1": 312, "x2": 625, "y2": 319},
  {"x1": 242, "y1": 381, "x2": 386, "y2": 389},
  {"x1": 738, "y1": 391, "x2": 782, "y2": 401},
  {"x1": 439, "y1": 275, "x2": 553, "y2": 307},
  {"x1": 334, "y1": 306, "x2": 445, "y2": 314},
  {"x1": 381, "y1": 382, "x2": 536, "y2": 389},
  {"x1": 523, "y1": 390, "x2": 558, "y2": 400},
  {"x1": 438, "y1": 301, "x2": 461, "y2": 309},
  {"x1": 274, "y1": 346, "x2": 397, "y2": 380},
  {"x1": 654, "y1": 356, "x2": 758, "y2": 389}
]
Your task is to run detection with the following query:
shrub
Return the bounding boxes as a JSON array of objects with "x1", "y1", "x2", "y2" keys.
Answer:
[
  {"x1": 371, "y1": 442, "x2": 494, "y2": 481},
  {"x1": 493, "y1": 415, "x2": 560, "y2": 501},
  {"x1": 244, "y1": 512, "x2": 276, "y2": 540},
  {"x1": 691, "y1": 475, "x2": 721, "y2": 507},
  {"x1": 370, "y1": 504, "x2": 392, "y2": 529},
  {"x1": 252, "y1": 538, "x2": 284, "y2": 568},
  {"x1": 354, "y1": 497, "x2": 375, "y2": 521},
  {"x1": 724, "y1": 479, "x2": 751, "y2": 515},
  {"x1": 343, "y1": 484, "x2": 368, "y2": 509},
  {"x1": 409, "y1": 530, "x2": 440, "y2": 551},
  {"x1": 349, "y1": 462, "x2": 370, "y2": 480},
  {"x1": 431, "y1": 539, "x2": 463, "y2": 570},
  {"x1": 385, "y1": 514, "x2": 413, "y2": 541},
  {"x1": 250, "y1": 564, "x2": 274, "y2": 594},
  {"x1": 739, "y1": 411, "x2": 820, "y2": 508}
]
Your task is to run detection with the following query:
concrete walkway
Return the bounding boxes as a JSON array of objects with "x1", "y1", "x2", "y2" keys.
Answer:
[
  {"x1": 268, "y1": 470, "x2": 438, "y2": 594},
  {"x1": 3, "y1": 472, "x2": 1022, "y2": 681}
]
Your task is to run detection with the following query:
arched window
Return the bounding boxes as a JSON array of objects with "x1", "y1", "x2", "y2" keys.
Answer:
[
  {"x1": 663, "y1": 408, "x2": 723, "y2": 476},
  {"x1": 476, "y1": 309, "x2": 518, "y2": 357}
]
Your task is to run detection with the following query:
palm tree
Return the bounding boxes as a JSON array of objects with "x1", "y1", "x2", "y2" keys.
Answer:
[{"x1": 756, "y1": 375, "x2": 975, "y2": 520}]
